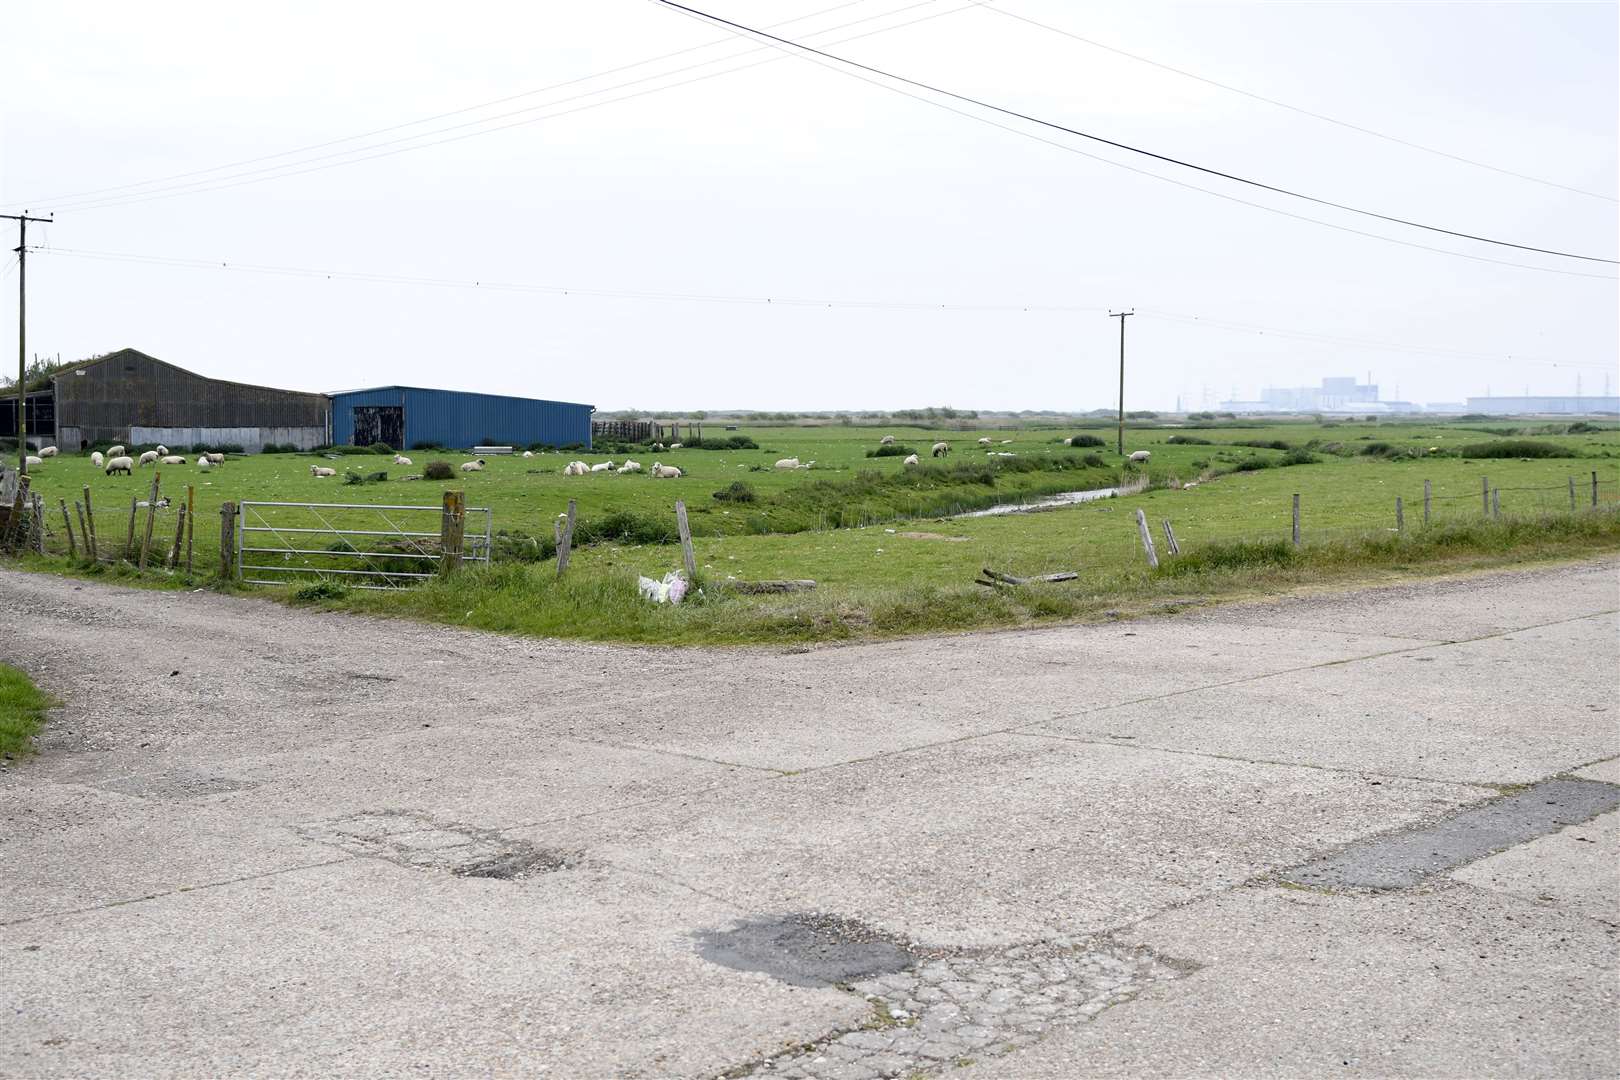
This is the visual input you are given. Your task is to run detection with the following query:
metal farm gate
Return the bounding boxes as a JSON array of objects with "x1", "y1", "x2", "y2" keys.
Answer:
[{"x1": 236, "y1": 500, "x2": 491, "y2": 589}]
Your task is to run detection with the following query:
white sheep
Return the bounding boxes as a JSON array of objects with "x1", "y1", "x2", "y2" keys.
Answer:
[
  {"x1": 38, "y1": 446, "x2": 57, "y2": 458},
  {"x1": 90, "y1": 451, "x2": 104, "y2": 468},
  {"x1": 988, "y1": 451, "x2": 1016, "y2": 458},
  {"x1": 156, "y1": 444, "x2": 169, "y2": 456},
  {"x1": 652, "y1": 442, "x2": 665, "y2": 451},
  {"x1": 138, "y1": 450, "x2": 160, "y2": 466},
  {"x1": 460, "y1": 458, "x2": 486, "y2": 472},
  {"x1": 522, "y1": 450, "x2": 534, "y2": 458},
  {"x1": 24, "y1": 455, "x2": 42, "y2": 467},
  {"x1": 669, "y1": 442, "x2": 683, "y2": 450},
  {"x1": 651, "y1": 462, "x2": 682, "y2": 478},
  {"x1": 932, "y1": 441, "x2": 951, "y2": 457},
  {"x1": 1001, "y1": 439, "x2": 1012, "y2": 445},
  {"x1": 561, "y1": 460, "x2": 590, "y2": 476},
  {"x1": 775, "y1": 457, "x2": 800, "y2": 469},
  {"x1": 978, "y1": 437, "x2": 992, "y2": 446},
  {"x1": 105, "y1": 444, "x2": 125, "y2": 459},
  {"x1": 104, "y1": 456, "x2": 133, "y2": 475},
  {"x1": 198, "y1": 457, "x2": 212, "y2": 471},
  {"x1": 617, "y1": 460, "x2": 643, "y2": 474},
  {"x1": 393, "y1": 454, "x2": 412, "y2": 466},
  {"x1": 1062, "y1": 437, "x2": 1073, "y2": 446},
  {"x1": 159, "y1": 454, "x2": 187, "y2": 465},
  {"x1": 205, "y1": 452, "x2": 224, "y2": 464},
  {"x1": 902, "y1": 453, "x2": 919, "y2": 466},
  {"x1": 879, "y1": 435, "x2": 895, "y2": 446},
  {"x1": 1128, "y1": 450, "x2": 1151, "y2": 463},
  {"x1": 590, "y1": 461, "x2": 615, "y2": 473},
  {"x1": 310, "y1": 465, "x2": 336, "y2": 478}
]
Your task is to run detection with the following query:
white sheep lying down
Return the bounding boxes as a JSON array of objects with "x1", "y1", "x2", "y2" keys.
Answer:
[
  {"x1": 393, "y1": 454, "x2": 412, "y2": 466},
  {"x1": 977, "y1": 437, "x2": 992, "y2": 446},
  {"x1": 617, "y1": 460, "x2": 642, "y2": 474},
  {"x1": 561, "y1": 460, "x2": 590, "y2": 476},
  {"x1": 590, "y1": 461, "x2": 615, "y2": 472},
  {"x1": 310, "y1": 465, "x2": 337, "y2": 478},
  {"x1": 1128, "y1": 450, "x2": 1151, "y2": 463},
  {"x1": 38, "y1": 446, "x2": 58, "y2": 457},
  {"x1": 460, "y1": 458, "x2": 486, "y2": 472},
  {"x1": 198, "y1": 457, "x2": 212, "y2": 471},
  {"x1": 879, "y1": 435, "x2": 895, "y2": 445},
  {"x1": 650, "y1": 462, "x2": 681, "y2": 478},
  {"x1": 159, "y1": 454, "x2": 187, "y2": 465},
  {"x1": 775, "y1": 457, "x2": 800, "y2": 469}
]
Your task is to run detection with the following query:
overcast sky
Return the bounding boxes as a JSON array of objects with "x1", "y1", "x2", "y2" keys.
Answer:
[{"x1": 4, "y1": 0, "x2": 1616, "y2": 412}]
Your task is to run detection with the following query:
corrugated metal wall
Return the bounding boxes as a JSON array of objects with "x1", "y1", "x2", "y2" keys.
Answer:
[
  {"x1": 129, "y1": 425, "x2": 327, "y2": 452},
  {"x1": 329, "y1": 387, "x2": 592, "y2": 449},
  {"x1": 53, "y1": 349, "x2": 330, "y2": 447}
]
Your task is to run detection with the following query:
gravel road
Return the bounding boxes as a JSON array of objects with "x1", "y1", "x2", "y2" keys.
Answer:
[{"x1": 2, "y1": 559, "x2": 1616, "y2": 1078}]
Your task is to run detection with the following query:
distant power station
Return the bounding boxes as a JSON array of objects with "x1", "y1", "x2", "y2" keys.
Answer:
[{"x1": 1219, "y1": 374, "x2": 1619, "y2": 416}]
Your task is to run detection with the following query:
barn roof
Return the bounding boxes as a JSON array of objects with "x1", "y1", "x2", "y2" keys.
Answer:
[{"x1": 59, "y1": 348, "x2": 326, "y2": 400}]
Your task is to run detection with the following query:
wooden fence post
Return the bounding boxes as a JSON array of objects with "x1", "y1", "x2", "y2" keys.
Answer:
[
  {"x1": 219, "y1": 501, "x2": 237, "y2": 579},
  {"x1": 1395, "y1": 496, "x2": 1404, "y2": 532},
  {"x1": 185, "y1": 485, "x2": 194, "y2": 580},
  {"x1": 1135, "y1": 508, "x2": 1159, "y2": 569},
  {"x1": 75, "y1": 501, "x2": 90, "y2": 561},
  {"x1": 438, "y1": 490, "x2": 466, "y2": 575},
  {"x1": 138, "y1": 472, "x2": 161, "y2": 571},
  {"x1": 124, "y1": 495, "x2": 138, "y2": 561},
  {"x1": 1482, "y1": 476, "x2": 1490, "y2": 517},
  {"x1": 1569, "y1": 475, "x2": 1578, "y2": 511},
  {"x1": 60, "y1": 500, "x2": 76, "y2": 559},
  {"x1": 1161, "y1": 519, "x2": 1180, "y2": 556},
  {"x1": 674, "y1": 499, "x2": 696, "y2": 579},
  {"x1": 1291, "y1": 493, "x2": 1301, "y2": 546},
  {"x1": 1, "y1": 473, "x2": 28, "y2": 551},
  {"x1": 555, "y1": 499, "x2": 577, "y2": 578},
  {"x1": 1594, "y1": 471, "x2": 1601, "y2": 508},
  {"x1": 32, "y1": 493, "x2": 45, "y2": 554},
  {"x1": 82, "y1": 486, "x2": 97, "y2": 561},
  {"x1": 1492, "y1": 488, "x2": 1501, "y2": 519},
  {"x1": 167, "y1": 504, "x2": 187, "y2": 569},
  {"x1": 1423, "y1": 479, "x2": 1432, "y2": 527}
]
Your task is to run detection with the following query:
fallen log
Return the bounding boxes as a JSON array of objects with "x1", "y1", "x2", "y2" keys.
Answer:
[
  {"x1": 727, "y1": 579, "x2": 817, "y2": 593},
  {"x1": 976, "y1": 567, "x2": 1079, "y2": 587}
]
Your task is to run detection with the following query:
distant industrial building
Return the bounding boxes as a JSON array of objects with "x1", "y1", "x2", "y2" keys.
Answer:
[
  {"x1": 1465, "y1": 395, "x2": 1620, "y2": 415},
  {"x1": 1222, "y1": 375, "x2": 1386, "y2": 414},
  {"x1": 328, "y1": 386, "x2": 593, "y2": 450},
  {"x1": 1, "y1": 348, "x2": 329, "y2": 451}
]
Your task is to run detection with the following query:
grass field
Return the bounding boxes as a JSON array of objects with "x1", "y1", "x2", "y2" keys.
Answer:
[
  {"x1": 10, "y1": 417, "x2": 1620, "y2": 643},
  {"x1": 0, "y1": 664, "x2": 52, "y2": 758}
]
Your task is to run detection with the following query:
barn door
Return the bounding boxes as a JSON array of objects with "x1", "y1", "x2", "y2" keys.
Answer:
[{"x1": 352, "y1": 406, "x2": 403, "y2": 448}]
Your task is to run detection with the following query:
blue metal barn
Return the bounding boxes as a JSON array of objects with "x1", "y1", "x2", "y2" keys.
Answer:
[{"x1": 327, "y1": 386, "x2": 593, "y2": 450}]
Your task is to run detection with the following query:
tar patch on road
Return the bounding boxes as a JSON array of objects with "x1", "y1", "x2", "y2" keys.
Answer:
[
  {"x1": 297, "y1": 810, "x2": 577, "y2": 881},
  {"x1": 90, "y1": 771, "x2": 257, "y2": 800},
  {"x1": 696, "y1": 913, "x2": 918, "y2": 988},
  {"x1": 1284, "y1": 777, "x2": 1620, "y2": 890}
]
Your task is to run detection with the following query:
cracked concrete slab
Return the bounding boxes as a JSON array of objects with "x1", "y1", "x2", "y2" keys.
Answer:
[{"x1": 1452, "y1": 809, "x2": 1620, "y2": 923}]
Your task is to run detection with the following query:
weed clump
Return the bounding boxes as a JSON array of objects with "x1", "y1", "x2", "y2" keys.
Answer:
[
  {"x1": 293, "y1": 580, "x2": 350, "y2": 602},
  {"x1": 423, "y1": 461, "x2": 455, "y2": 480},
  {"x1": 1453, "y1": 439, "x2": 1577, "y2": 459},
  {"x1": 865, "y1": 444, "x2": 917, "y2": 458},
  {"x1": 712, "y1": 481, "x2": 757, "y2": 503},
  {"x1": 1068, "y1": 434, "x2": 1106, "y2": 447},
  {"x1": 1166, "y1": 435, "x2": 1211, "y2": 445}
]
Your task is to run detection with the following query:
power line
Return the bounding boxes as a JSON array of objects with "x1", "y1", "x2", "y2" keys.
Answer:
[
  {"x1": 649, "y1": 0, "x2": 1618, "y2": 266},
  {"x1": 34, "y1": 1, "x2": 976, "y2": 214},
  {"x1": 976, "y1": 1, "x2": 1618, "y2": 204},
  {"x1": 32, "y1": 244, "x2": 1605, "y2": 369},
  {"x1": 3, "y1": 0, "x2": 878, "y2": 210}
]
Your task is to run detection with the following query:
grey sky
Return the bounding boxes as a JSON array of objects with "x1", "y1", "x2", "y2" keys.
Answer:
[{"x1": 4, "y1": 0, "x2": 1616, "y2": 411}]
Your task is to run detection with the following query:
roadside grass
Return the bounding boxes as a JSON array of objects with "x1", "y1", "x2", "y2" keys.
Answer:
[{"x1": 0, "y1": 664, "x2": 54, "y2": 758}]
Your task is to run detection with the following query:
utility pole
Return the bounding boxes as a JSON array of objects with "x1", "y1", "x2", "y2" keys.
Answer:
[
  {"x1": 1109, "y1": 309, "x2": 1134, "y2": 456},
  {"x1": 4, "y1": 212, "x2": 52, "y2": 476}
]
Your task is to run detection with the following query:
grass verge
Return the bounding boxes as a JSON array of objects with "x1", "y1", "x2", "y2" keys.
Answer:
[{"x1": 0, "y1": 663, "x2": 53, "y2": 758}]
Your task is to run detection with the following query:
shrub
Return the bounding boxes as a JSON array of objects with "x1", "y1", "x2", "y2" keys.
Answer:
[
  {"x1": 712, "y1": 480, "x2": 757, "y2": 503},
  {"x1": 1125, "y1": 410, "x2": 1158, "y2": 420},
  {"x1": 1567, "y1": 421, "x2": 1601, "y2": 434},
  {"x1": 865, "y1": 444, "x2": 916, "y2": 458},
  {"x1": 423, "y1": 461, "x2": 455, "y2": 480},
  {"x1": 1069, "y1": 434, "x2": 1106, "y2": 447},
  {"x1": 367, "y1": 442, "x2": 394, "y2": 455},
  {"x1": 1082, "y1": 453, "x2": 1106, "y2": 468},
  {"x1": 1452, "y1": 439, "x2": 1576, "y2": 459},
  {"x1": 687, "y1": 435, "x2": 759, "y2": 451},
  {"x1": 293, "y1": 580, "x2": 349, "y2": 602},
  {"x1": 1232, "y1": 439, "x2": 1292, "y2": 451},
  {"x1": 490, "y1": 529, "x2": 555, "y2": 563},
  {"x1": 1280, "y1": 447, "x2": 1319, "y2": 466},
  {"x1": 1166, "y1": 435, "x2": 1211, "y2": 445},
  {"x1": 411, "y1": 441, "x2": 448, "y2": 451},
  {"x1": 1230, "y1": 456, "x2": 1274, "y2": 472}
]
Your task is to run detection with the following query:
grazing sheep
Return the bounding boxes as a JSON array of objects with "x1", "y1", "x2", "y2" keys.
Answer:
[
  {"x1": 24, "y1": 455, "x2": 42, "y2": 467},
  {"x1": 590, "y1": 461, "x2": 615, "y2": 473},
  {"x1": 522, "y1": 450, "x2": 534, "y2": 458},
  {"x1": 106, "y1": 444, "x2": 125, "y2": 459},
  {"x1": 1062, "y1": 437, "x2": 1073, "y2": 446},
  {"x1": 90, "y1": 451, "x2": 104, "y2": 468},
  {"x1": 138, "y1": 450, "x2": 160, "y2": 466},
  {"x1": 617, "y1": 460, "x2": 643, "y2": 474},
  {"x1": 38, "y1": 446, "x2": 57, "y2": 458},
  {"x1": 198, "y1": 457, "x2": 212, "y2": 471},
  {"x1": 902, "y1": 453, "x2": 920, "y2": 466},
  {"x1": 310, "y1": 465, "x2": 337, "y2": 478},
  {"x1": 393, "y1": 454, "x2": 412, "y2": 466},
  {"x1": 879, "y1": 435, "x2": 895, "y2": 446},
  {"x1": 104, "y1": 456, "x2": 133, "y2": 475},
  {"x1": 651, "y1": 462, "x2": 682, "y2": 479},
  {"x1": 1128, "y1": 450, "x2": 1151, "y2": 463},
  {"x1": 460, "y1": 458, "x2": 486, "y2": 472},
  {"x1": 775, "y1": 457, "x2": 800, "y2": 469},
  {"x1": 205, "y1": 452, "x2": 225, "y2": 464},
  {"x1": 669, "y1": 442, "x2": 683, "y2": 450},
  {"x1": 931, "y1": 441, "x2": 951, "y2": 457},
  {"x1": 155, "y1": 445, "x2": 168, "y2": 456},
  {"x1": 978, "y1": 437, "x2": 993, "y2": 446}
]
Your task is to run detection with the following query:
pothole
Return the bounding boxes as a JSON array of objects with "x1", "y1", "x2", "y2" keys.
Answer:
[
  {"x1": 90, "y1": 771, "x2": 257, "y2": 800},
  {"x1": 701, "y1": 914, "x2": 1189, "y2": 1080},
  {"x1": 297, "y1": 810, "x2": 576, "y2": 879}
]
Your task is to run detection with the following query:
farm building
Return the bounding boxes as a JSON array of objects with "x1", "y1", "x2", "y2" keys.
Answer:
[
  {"x1": 328, "y1": 386, "x2": 593, "y2": 450},
  {"x1": 1, "y1": 348, "x2": 330, "y2": 451}
]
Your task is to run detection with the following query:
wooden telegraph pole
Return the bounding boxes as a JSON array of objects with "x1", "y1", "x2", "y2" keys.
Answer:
[
  {"x1": 1109, "y1": 310, "x2": 1134, "y2": 456},
  {"x1": 3, "y1": 212, "x2": 53, "y2": 476}
]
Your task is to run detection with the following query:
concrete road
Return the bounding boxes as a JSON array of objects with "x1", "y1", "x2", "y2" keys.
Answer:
[{"x1": 2, "y1": 559, "x2": 1616, "y2": 1078}]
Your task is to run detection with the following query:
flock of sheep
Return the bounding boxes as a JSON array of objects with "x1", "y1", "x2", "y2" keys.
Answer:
[{"x1": 20, "y1": 444, "x2": 232, "y2": 476}]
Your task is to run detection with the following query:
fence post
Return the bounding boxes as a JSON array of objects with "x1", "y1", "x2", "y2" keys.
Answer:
[
  {"x1": 555, "y1": 499, "x2": 577, "y2": 578},
  {"x1": 219, "y1": 501, "x2": 237, "y2": 579},
  {"x1": 185, "y1": 485, "x2": 194, "y2": 580},
  {"x1": 1482, "y1": 475, "x2": 1489, "y2": 517},
  {"x1": 124, "y1": 495, "x2": 138, "y2": 561},
  {"x1": 75, "y1": 501, "x2": 90, "y2": 561},
  {"x1": 167, "y1": 504, "x2": 187, "y2": 569},
  {"x1": 1492, "y1": 488, "x2": 1501, "y2": 519},
  {"x1": 1423, "y1": 479, "x2": 1432, "y2": 527},
  {"x1": 675, "y1": 499, "x2": 696, "y2": 579},
  {"x1": 1135, "y1": 508, "x2": 1159, "y2": 569},
  {"x1": 138, "y1": 472, "x2": 161, "y2": 571},
  {"x1": 82, "y1": 485, "x2": 97, "y2": 561},
  {"x1": 1161, "y1": 518, "x2": 1181, "y2": 556},
  {"x1": 32, "y1": 493, "x2": 45, "y2": 555},
  {"x1": 1395, "y1": 496, "x2": 1404, "y2": 532},
  {"x1": 1, "y1": 473, "x2": 28, "y2": 551},
  {"x1": 1594, "y1": 471, "x2": 1601, "y2": 508},
  {"x1": 1291, "y1": 493, "x2": 1301, "y2": 546},
  {"x1": 60, "y1": 500, "x2": 76, "y2": 559},
  {"x1": 438, "y1": 490, "x2": 466, "y2": 575},
  {"x1": 1569, "y1": 475, "x2": 1577, "y2": 511}
]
